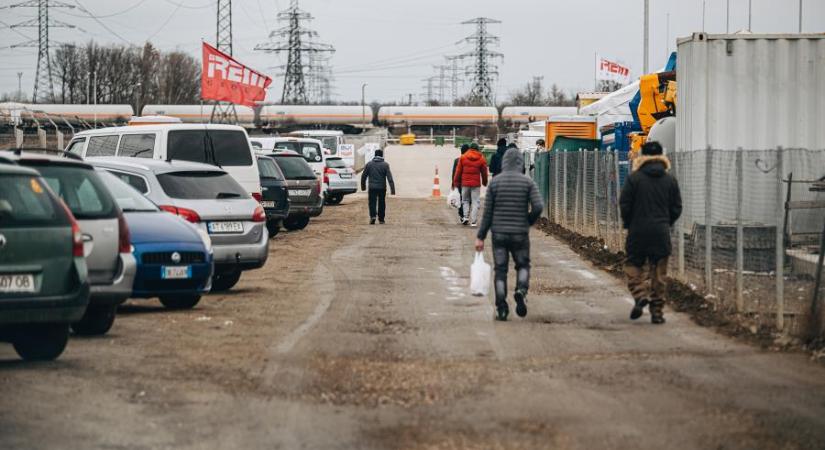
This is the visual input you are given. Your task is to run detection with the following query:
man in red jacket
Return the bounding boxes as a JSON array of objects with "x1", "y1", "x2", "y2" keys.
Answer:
[{"x1": 452, "y1": 142, "x2": 489, "y2": 226}]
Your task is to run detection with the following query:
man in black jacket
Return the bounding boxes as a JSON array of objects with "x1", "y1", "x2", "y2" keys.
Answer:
[
  {"x1": 619, "y1": 141, "x2": 682, "y2": 324},
  {"x1": 475, "y1": 148, "x2": 544, "y2": 321},
  {"x1": 489, "y1": 138, "x2": 507, "y2": 177},
  {"x1": 361, "y1": 149, "x2": 396, "y2": 224},
  {"x1": 452, "y1": 144, "x2": 469, "y2": 221}
]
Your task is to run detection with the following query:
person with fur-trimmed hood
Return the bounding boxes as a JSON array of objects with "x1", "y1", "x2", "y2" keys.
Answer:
[{"x1": 619, "y1": 141, "x2": 682, "y2": 324}]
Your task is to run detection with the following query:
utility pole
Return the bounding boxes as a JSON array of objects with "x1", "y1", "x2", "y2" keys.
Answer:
[
  {"x1": 459, "y1": 17, "x2": 502, "y2": 106},
  {"x1": 666, "y1": 12, "x2": 670, "y2": 54},
  {"x1": 726, "y1": 0, "x2": 730, "y2": 33},
  {"x1": 255, "y1": 0, "x2": 334, "y2": 104},
  {"x1": 799, "y1": 0, "x2": 803, "y2": 33},
  {"x1": 8, "y1": 0, "x2": 75, "y2": 103},
  {"x1": 702, "y1": 0, "x2": 706, "y2": 32},
  {"x1": 422, "y1": 76, "x2": 436, "y2": 106},
  {"x1": 17, "y1": 72, "x2": 23, "y2": 101},
  {"x1": 211, "y1": 0, "x2": 238, "y2": 124},
  {"x1": 748, "y1": 0, "x2": 752, "y2": 31},
  {"x1": 643, "y1": 0, "x2": 649, "y2": 74},
  {"x1": 445, "y1": 55, "x2": 462, "y2": 106},
  {"x1": 432, "y1": 64, "x2": 448, "y2": 104},
  {"x1": 361, "y1": 83, "x2": 367, "y2": 129}
]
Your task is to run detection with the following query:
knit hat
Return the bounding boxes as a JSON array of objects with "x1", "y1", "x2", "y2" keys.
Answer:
[
  {"x1": 641, "y1": 141, "x2": 663, "y2": 156},
  {"x1": 460, "y1": 144, "x2": 470, "y2": 154}
]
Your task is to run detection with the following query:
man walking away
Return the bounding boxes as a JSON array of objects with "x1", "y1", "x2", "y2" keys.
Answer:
[
  {"x1": 452, "y1": 144, "x2": 470, "y2": 222},
  {"x1": 453, "y1": 142, "x2": 488, "y2": 226},
  {"x1": 475, "y1": 148, "x2": 544, "y2": 321},
  {"x1": 489, "y1": 138, "x2": 508, "y2": 177},
  {"x1": 619, "y1": 141, "x2": 682, "y2": 324},
  {"x1": 361, "y1": 148, "x2": 396, "y2": 225}
]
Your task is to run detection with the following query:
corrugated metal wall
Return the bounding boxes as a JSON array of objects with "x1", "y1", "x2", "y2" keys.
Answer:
[{"x1": 677, "y1": 33, "x2": 825, "y2": 152}]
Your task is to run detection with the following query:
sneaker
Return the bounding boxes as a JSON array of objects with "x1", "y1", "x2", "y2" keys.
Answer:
[
  {"x1": 369, "y1": 218, "x2": 376, "y2": 225},
  {"x1": 379, "y1": 220, "x2": 386, "y2": 225},
  {"x1": 514, "y1": 290, "x2": 528, "y2": 318},
  {"x1": 471, "y1": 222, "x2": 478, "y2": 227},
  {"x1": 495, "y1": 305, "x2": 509, "y2": 321},
  {"x1": 461, "y1": 218, "x2": 469, "y2": 226},
  {"x1": 629, "y1": 299, "x2": 649, "y2": 320}
]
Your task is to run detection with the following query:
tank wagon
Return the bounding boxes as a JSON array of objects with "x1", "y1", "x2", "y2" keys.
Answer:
[
  {"x1": 0, "y1": 102, "x2": 134, "y2": 128},
  {"x1": 141, "y1": 104, "x2": 257, "y2": 128},
  {"x1": 500, "y1": 106, "x2": 577, "y2": 125},
  {"x1": 377, "y1": 106, "x2": 498, "y2": 127}
]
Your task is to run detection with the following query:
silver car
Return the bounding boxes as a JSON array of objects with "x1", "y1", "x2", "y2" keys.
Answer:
[
  {"x1": 88, "y1": 157, "x2": 269, "y2": 292},
  {"x1": 323, "y1": 157, "x2": 357, "y2": 205},
  {"x1": 3, "y1": 150, "x2": 136, "y2": 336}
]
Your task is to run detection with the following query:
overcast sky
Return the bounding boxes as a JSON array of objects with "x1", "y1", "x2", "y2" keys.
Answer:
[{"x1": 1, "y1": 0, "x2": 823, "y2": 104}]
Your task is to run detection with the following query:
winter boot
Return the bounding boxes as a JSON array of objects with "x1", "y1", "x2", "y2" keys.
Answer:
[
  {"x1": 370, "y1": 218, "x2": 376, "y2": 225},
  {"x1": 630, "y1": 298, "x2": 649, "y2": 320},
  {"x1": 650, "y1": 300, "x2": 665, "y2": 324},
  {"x1": 514, "y1": 289, "x2": 528, "y2": 318}
]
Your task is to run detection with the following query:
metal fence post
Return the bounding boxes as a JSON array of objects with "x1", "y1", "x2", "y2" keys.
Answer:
[
  {"x1": 581, "y1": 150, "x2": 588, "y2": 234},
  {"x1": 553, "y1": 152, "x2": 559, "y2": 223},
  {"x1": 705, "y1": 147, "x2": 714, "y2": 292},
  {"x1": 574, "y1": 149, "x2": 582, "y2": 233},
  {"x1": 593, "y1": 150, "x2": 599, "y2": 238},
  {"x1": 614, "y1": 152, "x2": 622, "y2": 251},
  {"x1": 673, "y1": 153, "x2": 685, "y2": 279},
  {"x1": 776, "y1": 146, "x2": 785, "y2": 331},
  {"x1": 562, "y1": 151, "x2": 568, "y2": 227},
  {"x1": 736, "y1": 149, "x2": 745, "y2": 312}
]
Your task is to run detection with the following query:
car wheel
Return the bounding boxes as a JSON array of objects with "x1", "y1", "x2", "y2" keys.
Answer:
[
  {"x1": 12, "y1": 324, "x2": 70, "y2": 361},
  {"x1": 212, "y1": 270, "x2": 242, "y2": 292},
  {"x1": 284, "y1": 217, "x2": 310, "y2": 231},
  {"x1": 266, "y1": 220, "x2": 280, "y2": 238},
  {"x1": 159, "y1": 295, "x2": 201, "y2": 310},
  {"x1": 325, "y1": 194, "x2": 343, "y2": 205},
  {"x1": 72, "y1": 305, "x2": 117, "y2": 336}
]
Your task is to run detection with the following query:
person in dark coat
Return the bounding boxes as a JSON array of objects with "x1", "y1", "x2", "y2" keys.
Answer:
[
  {"x1": 360, "y1": 149, "x2": 396, "y2": 224},
  {"x1": 452, "y1": 144, "x2": 470, "y2": 222},
  {"x1": 619, "y1": 141, "x2": 682, "y2": 324},
  {"x1": 476, "y1": 148, "x2": 544, "y2": 321},
  {"x1": 489, "y1": 138, "x2": 508, "y2": 177}
]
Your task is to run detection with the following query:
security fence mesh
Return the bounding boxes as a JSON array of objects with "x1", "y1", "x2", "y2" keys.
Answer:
[{"x1": 536, "y1": 148, "x2": 825, "y2": 338}]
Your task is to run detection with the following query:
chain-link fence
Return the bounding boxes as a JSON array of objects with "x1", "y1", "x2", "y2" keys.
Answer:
[{"x1": 535, "y1": 147, "x2": 825, "y2": 338}]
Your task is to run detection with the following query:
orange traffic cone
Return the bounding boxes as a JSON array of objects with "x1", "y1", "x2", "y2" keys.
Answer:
[{"x1": 431, "y1": 165, "x2": 442, "y2": 198}]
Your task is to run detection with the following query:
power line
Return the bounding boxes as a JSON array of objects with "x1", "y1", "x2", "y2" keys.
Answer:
[
  {"x1": 72, "y1": 0, "x2": 133, "y2": 45},
  {"x1": 59, "y1": 0, "x2": 149, "y2": 18}
]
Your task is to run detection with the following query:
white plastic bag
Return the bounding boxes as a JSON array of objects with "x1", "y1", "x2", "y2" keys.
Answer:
[
  {"x1": 470, "y1": 252, "x2": 491, "y2": 297},
  {"x1": 447, "y1": 188, "x2": 461, "y2": 209}
]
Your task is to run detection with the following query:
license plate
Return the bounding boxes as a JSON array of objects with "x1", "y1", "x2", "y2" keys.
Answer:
[
  {"x1": 162, "y1": 266, "x2": 191, "y2": 280},
  {"x1": 289, "y1": 189, "x2": 311, "y2": 197},
  {"x1": 340, "y1": 173, "x2": 352, "y2": 179},
  {"x1": 208, "y1": 221, "x2": 244, "y2": 234},
  {"x1": 261, "y1": 200, "x2": 275, "y2": 208},
  {"x1": 0, "y1": 273, "x2": 36, "y2": 293}
]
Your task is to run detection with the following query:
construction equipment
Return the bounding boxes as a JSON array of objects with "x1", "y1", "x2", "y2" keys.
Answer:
[{"x1": 629, "y1": 71, "x2": 677, "y2": 155}]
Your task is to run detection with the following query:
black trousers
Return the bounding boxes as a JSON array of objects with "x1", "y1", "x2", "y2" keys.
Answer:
[
  {"x1": 492, "y1": 232, "x2": 531, "y2": 307},
  {"x1": 457, "y1": 186, "x2": 464, "y2": 219},
  {"x1": 368, "y1": 189, "x2": 386, "y2": 220}
]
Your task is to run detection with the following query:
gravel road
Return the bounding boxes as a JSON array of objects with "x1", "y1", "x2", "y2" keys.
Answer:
[{"x1": 2, "y1": 147, "x2": 824, "y2": 450}]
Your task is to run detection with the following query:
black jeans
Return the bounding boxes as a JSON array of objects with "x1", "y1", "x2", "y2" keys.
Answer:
[
  {"x1": 492, "y1": 232, "x2": 531, "y2": 307},
  {"x1": 368, "y1": 189, "x2": 386, "y2": 221}
]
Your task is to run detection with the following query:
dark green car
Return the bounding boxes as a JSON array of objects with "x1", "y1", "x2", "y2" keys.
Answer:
[{"x1": 0, "y1": 163, "x2": 90, "y2": 361}]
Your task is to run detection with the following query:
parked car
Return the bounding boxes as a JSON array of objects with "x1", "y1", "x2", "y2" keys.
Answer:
[
  {"x1": 0, "y1": 162, "x2": 90, "y2": 360},
  {"x1": 323, "y1": 156, "x2": 357, "y2": 205},
  {"x1": 256, "y1": 155, "x2": 290, "y2": 237},
  {"x1": 266, "y1": 151, "x2": 324, "y2": 231},
  {"x1": 263, "y1": 137, "x2": 327, "y2": 177},
  {"x1": 88, "y1": 157, "x2": 268, "y2": 292},
  {"x1": 3, "y1": 150, "x2": 136, "y2": 336},
  {"x1": 65, "y1": 123, "x2": 261, "y2": 199},
  {"x1": 97, "y1": 171, "x2": 213, "y2": 309}
]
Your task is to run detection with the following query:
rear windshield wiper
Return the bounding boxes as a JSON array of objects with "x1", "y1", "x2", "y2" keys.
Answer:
[{"x1": 216, "y1": 192, "x2": 242, "y2": 199}]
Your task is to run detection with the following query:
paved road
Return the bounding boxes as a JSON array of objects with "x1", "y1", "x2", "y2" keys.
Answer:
[{"x1": 2, "y1": 146, "x2": 825, "y2": 449}]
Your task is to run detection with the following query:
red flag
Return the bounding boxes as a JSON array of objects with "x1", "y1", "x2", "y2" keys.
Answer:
[{"x1": 201, "y1": 42, "x2": 272, "y2": 107}]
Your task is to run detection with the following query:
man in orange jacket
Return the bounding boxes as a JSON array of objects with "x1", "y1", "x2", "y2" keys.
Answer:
[{"x1": 452, "y1": 142, "x2": 489, "y2": 226}]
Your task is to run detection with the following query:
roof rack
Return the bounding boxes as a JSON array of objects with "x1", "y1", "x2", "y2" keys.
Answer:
[{"x1": 9, "y1": 147, "x2": 84, "y2": 161}]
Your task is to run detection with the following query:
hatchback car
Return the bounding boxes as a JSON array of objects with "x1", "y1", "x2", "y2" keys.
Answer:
[
  {"x1": 88, "y1": 157, "x2": 268, "y2": 292},
  {"x1": 0, "y1": 162, "x2": 89, "y2": 360},
  {"x1": 266, "y1": 151, "x2": 324, "y2": 231},
  {"x1": 98, "y1": 171, "x2": 213, "y2": 309},
  {"x1": 4, "y1": 150, "x2": 136, "y2": 336},
  {"x1": 256, "y1": 155, "x2": 290, "y2": 237},
  {"x1": 323, "y1": 157, "x2": 357, "y2": 205}
]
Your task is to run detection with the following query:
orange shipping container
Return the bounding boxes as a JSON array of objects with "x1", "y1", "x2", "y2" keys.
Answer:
[{"x1": 545, "y1": 116, "x2": 597, "y2": 149}]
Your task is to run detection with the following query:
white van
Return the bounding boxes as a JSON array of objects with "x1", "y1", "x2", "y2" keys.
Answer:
[
  {"x1": 66, "y1": 124, "x2": 261, "y2": 199},
  {"x1": 252, "y1": 136, "x2": 326, "y2": 177},
  {"x1": 286, "y1": 130, "x2": 344, "y2": 155}
]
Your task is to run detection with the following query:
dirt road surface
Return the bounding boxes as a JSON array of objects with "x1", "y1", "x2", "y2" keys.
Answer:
[{"x1": 2, "y1": 146, "x2": 825, "y2": 450}]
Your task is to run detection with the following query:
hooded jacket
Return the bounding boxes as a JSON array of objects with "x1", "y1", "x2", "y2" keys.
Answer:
[
  {"x1": 477, "y1": 149, "x2": 544, "y2": 239},
  {"x1": 619, "y1": 154, "x2": 683, "y2": 262},
  {"x1": 489, "y1": 144, "x2": 507, "y2": 177},
  {"x1": 361, "y1": 156, "x2": 396, "y2": 194},
  {"x1": 453, "y1": 149, "x2": 489, "y2": 188}
]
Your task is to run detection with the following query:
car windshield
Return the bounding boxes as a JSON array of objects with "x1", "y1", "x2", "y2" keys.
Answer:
[
  {"x1": 0, "y1": 174, "x2": 69, "y2": 227},
  {"x1": 157, "y1": 171, "x2": 249, "y2": 200},
  {"x1": 97, "y1": 170, "x2": 158, "y2": 213},
  {"x1": 326, "y1": 158, "x2": 347, "y2": 169},
  {"x1": 257, "y1": 157, "x2": 285, "y2": 180},
  {"x1": 273, "y1": 156, "x2": 317, "y2": 179},
  {"x1": 167, "y1": 130, "x2": 253, "y2": 167},
  {"x1": 273, "y1": 141, "x2": 322, "y2": 164},
  {"x1": 318, "y1": 137, "x2": 337, "y2": 153},
  {"x1": 34, "y1": 164, "x2": 118, "y2": 220}
]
